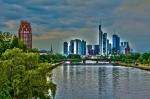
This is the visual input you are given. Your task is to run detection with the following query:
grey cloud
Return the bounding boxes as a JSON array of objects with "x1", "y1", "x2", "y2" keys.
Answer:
[{"x1": 0, "y1": 0, "x2": 150, "y2": 52}]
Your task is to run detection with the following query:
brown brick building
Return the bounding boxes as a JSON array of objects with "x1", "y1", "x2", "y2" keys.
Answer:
[{"x1": 18, "y1": 21, "x2": 32, "y2": 49}]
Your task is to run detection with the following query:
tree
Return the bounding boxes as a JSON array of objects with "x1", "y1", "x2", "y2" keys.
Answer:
[
  {"x1": 0, "y1": 48, "x2": 56, "y2": 99},
  {"x1": 18, "y1": 40, "x2": 26, "y2": 50},
  {"x1": 10, "y1": 35, "x2": 19, "y2": 48}
]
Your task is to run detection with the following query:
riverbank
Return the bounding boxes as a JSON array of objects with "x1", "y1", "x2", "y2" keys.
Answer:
[
  {"x1": 113, "y1": 62, "x2": 150, "y2": 71},
  {"x1": 49, "y1": 61, "x2": 64, "y2": 70}
]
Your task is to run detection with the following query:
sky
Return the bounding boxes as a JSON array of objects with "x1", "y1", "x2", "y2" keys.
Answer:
[{"x1": 0, "y1": 0, "x2": 150, "y2": 53}]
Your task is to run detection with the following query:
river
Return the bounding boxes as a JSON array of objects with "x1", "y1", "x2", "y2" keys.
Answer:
[{"x1": 52, "y1": 63, "x2": 150, "y2": 99}]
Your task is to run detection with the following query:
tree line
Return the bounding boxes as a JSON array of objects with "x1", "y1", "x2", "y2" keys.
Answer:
[
  {"x1": 111, "y1": 53, "x2": 150, "y2": 65},
  {"x1": 0, "y1": 31, "x2": 56, "y2": 99}
]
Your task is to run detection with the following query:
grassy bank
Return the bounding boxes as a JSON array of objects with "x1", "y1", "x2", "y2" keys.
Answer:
[
  {"x1": 113, "y1": 62, "x2": 150, "y2": 71},
  {"x1": 49, "y1": 61, "x2": 64, "y2": 71}
]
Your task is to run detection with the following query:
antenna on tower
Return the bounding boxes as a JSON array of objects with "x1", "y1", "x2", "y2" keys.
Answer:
[{"x1": 99, "y1": 19, "x2": 102, "y2": 25}]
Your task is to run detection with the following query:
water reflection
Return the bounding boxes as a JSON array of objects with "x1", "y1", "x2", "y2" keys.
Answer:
[{"x1": 52, "y1": 65, "x2": 150, "y2": 99}]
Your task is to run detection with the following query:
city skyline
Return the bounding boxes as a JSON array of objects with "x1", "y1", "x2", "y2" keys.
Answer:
[{"x1": 1, "y1": 0, "x2": 150, "y2": 53}]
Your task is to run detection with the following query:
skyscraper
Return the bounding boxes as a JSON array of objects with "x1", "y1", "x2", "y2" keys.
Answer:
[
  {"x1": 94, "y1": 45, "x2": 100, "y2": 55},
  {"x1": 87, "y1": 45, "x2": 94, "y2": 55},
  {"x1": 81, "y1": 40, "x2": 86, "y2": 55},
  {"x1": 70, "y1": 40, "x2": 74, "y2": 54},
  {"x1": 107, "y1": 39, "x2": 111, "y2": 55},
  {"x1": 75, "y1": 39, "x2": 82, "y2": 54},
  {"x1": 99, "y1": 25, "x2": 103, "y2": 55},
  {"x1": 108, "y1": 43, "x2": 112, "y2": 55},
  {"x1": 18, "y1": 20, "x2": 32, "y2": 49},
  {"x1": 125, "y1": 42, "x2": 130, "y2": 55},
  {"x1": 64, "y1": 42, "x2": 68, "y2": 55},
  {"x1": 68, "y1": 39, "x2": 86, "y2": 55},
  {"x1": 103, "y1": 33, "x2": 107, "y2": 55},
  {"x1": 112, "y1": 34, "x2": 120, "y2": 54}
]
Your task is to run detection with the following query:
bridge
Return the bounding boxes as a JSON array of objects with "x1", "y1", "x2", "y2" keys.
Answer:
[{"x1": 59, "y1": 58, "x2": 112, "y2": 64}]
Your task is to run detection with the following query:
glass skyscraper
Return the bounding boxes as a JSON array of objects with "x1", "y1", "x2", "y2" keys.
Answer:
[
  {"x1": 99, "y1": 25, "x2": 103, "y2": 55},
  {"x1": 112, "y1": 34, "x2": 120, "y2": 54},
  {"x1": 94, "y1": 45, "x2": 100, "y2": 55},
  {"x1": 81, "y1": 40, "x2": 86, "y2": 55},
  {"x1": 103, "y1": 33, "x2": 107, "y2": 55},
  {"x1": 63, "y1": 42, "x2": 68, "y2": 55}
]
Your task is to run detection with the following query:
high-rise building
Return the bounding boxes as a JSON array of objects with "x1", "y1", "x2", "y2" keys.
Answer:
[
  {"x1": 103, "y1": 33, "x2": 107, "y2": 55},
  {"x1": 107, "y1": 39, "x2": 111, "y2": 55},
  {"x1": 112, "y1": 34, "x2": 120, "y2": 54},
  {"x1": 87, "y1": 45, "x2": 94, "y2": 55},
  {"x1": 108, "y1": 43, "x2": 112, "y2": 55},
  {"x1": 18, "y1": 20, "x2": 32, "y2": 49},
  {"x1": 64, "y1": 42, "x2": 68, "y2": 55},
  {"x1": 125, "y1": 42, "x2": 130, "y2": 55},
  {"x1": 99, "y1": 25, "x2": 103, "y2": 55},
  {"x1": 74, "y1": 39, "x2": 82, "y2": 55},
  {"x1": 94, "y1": 45, "x2": 100, "y2": 55},
  {"x1": 70, "y1": 40, "x2": 74, "y2": 54},
  {"x1": 120, "y1": 42, "x2": 124, "y2": 54},
  {"x1": 81, "y1": 40, "x2": 86, "y2": 55},
  {"x1": 68, "y1": 39, "x2": 86, "y2": 55},
  {"x1": 120, "y1": 42, "x2": 131, "y2": 55}
]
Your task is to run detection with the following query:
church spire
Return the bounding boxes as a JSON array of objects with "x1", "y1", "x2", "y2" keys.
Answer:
[{"x1": 50, "y1": 44, "x2": 53, "y2": 54}]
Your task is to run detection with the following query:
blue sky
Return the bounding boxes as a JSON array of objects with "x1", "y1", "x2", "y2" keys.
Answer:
[{"x1": 0, "y1": 0, "x2": 150, "y2": 53}]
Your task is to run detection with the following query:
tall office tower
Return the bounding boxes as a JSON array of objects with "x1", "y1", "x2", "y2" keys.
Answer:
[
  {"x1": 81, "y1": 40, "x2": 86, "y2": 55},
  {"x1": 99, "y1": 25, "x2": 103, "y2": 55},
  {"x1": 87, "y1": 45, "x2": 94, "y2": 55},
  {"x1": 94, "y1": 45, "x2": 100, "y2": 55},
  {"x1": 107, "y1": 39, "x2": 110, "y2": 55},
  {"x1": 120, "y1": 42, "x2": 125, "y2": 54},
  {"x1": 108, "y1": 43, "x2": 112, "y2": 55},
  {"x1": 63, "y1": 42, "x2": 68, "y2": 55},
  {"x1": 74, "y1": 39, "x2": 82, "y2": 54},
  {"x1": 125, "y1": 42, "x2": 130, "y2": 55},
  {"x1": 70, "y1": 40, "x2": 74, "y2": 54},
  {"x1": 18, "y1": 20, "x2": 32, "y2": 49},
  {"x1": 112, "y1": 34, "x2": 120, "y2": 54},
  {"x1": 124, "y1": 42, "x2": 128, "y2": 48},
  {"x1": 103, "y1": 33, "x2": 107, "y2": 55}
]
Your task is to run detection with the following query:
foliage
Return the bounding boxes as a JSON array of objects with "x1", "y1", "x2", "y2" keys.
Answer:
[
  {"x1": 40, "y1": 53, "x2": 66, "y2": 63},
  {"x1": 27, "y1": 48, "x2": 39, "y2": 53},
  {"x1": 0, "y1": 31, "x2": 26, "y2": 56},
  {"x1": 112, "y1": 52, "x2": 150, "y2": 64},
  {"x1": 67, "y1": 54, "x2": 81, "y2": 60},
  {"x1": 0, "y1": 48, "x2": 56, "y2": 99}
]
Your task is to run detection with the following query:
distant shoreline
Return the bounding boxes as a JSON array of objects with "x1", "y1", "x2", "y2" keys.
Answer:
[{"x1": 113, "y1": 62, "x2": 150, "y2": 71}]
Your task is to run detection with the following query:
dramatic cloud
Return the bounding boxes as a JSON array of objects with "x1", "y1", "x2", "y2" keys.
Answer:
[{"x1": 0, "y1": 0, "x2": 150, "y2": 52}]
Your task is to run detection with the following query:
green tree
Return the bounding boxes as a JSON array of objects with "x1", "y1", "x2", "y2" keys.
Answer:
[
  {"x1": 0, "y1": 48, "x2": 56, "y2": 99},
  {"x1": 18, "y1": 40, "x2": 26, "y2": 50}
]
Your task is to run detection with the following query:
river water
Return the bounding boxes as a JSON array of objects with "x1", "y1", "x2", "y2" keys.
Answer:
[{"x1": 52, "y1": 64, "x2": 150, "y2": 99}]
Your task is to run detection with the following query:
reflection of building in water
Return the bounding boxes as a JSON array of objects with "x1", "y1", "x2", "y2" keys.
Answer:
[{"x1": 98, "y1": 67, "x2": 114, "y2": 99}]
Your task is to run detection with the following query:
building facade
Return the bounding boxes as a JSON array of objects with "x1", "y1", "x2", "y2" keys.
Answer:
[
  {"x1": 112, "y1": 34, "x2": 120, "y2": 54},
  {"x1": 99, "y1": 25, "x2": 103, "y2": 55},
  {"x1": 66, "y1": 39, "x2": 86, "y2": 55},
  {"x1": 18, "y1": 21, "x2": 32, "y2": 49},
  {"x1": 103, "y1": 33, "x2": 107, "y2": 55},
  {"x1": 81, "y1": 40, "x2": 86, "y2": 55},
  {"x1": 69, "y1": 40, "x2": 74, "y2": 54},
  {"x1": 94, "y1": 45, "x2": 100, "y2": 55},
  {"x1": 87, "y1": 45, "x2": 94, "y2": 55},
  {"x1": 64, "y1": 42, "x2": 68, "y2": 55}
]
